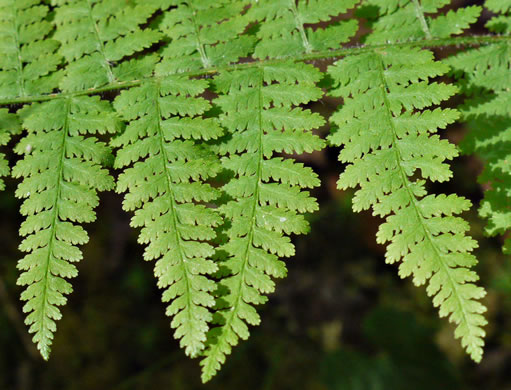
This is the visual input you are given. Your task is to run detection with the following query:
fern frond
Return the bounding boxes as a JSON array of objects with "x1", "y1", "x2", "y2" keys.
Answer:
[
  {"x1": 200, "y1": 62, "x2": 325, "y2": 382},
  {"x1": 112, "y1": 77, "x2": 222, "y2": 357},
  {"x1": 12, "y1": 96, "x2": 119, "y2": 359},
  {"x1": 53, "y1": 0, "x2": 163, "y2": 91},
  {"x1": 250, "y1": 0, "x2": 358, "y2": 59},
  {"x1": 0, "y1": 0, "x2": 61, "y2": 99},
  {"x1": 361, "y1": 0, "x2": 481, "y2": 43},
  {"x1": 155, "y1": 0, "x2": 253, "y2": 75},
  {"x1": 0, "y1": 109, "x2": 21, "y2": 190},
  {"x1": 328, "y1": 47, "x2": 487, "y2": 362}
]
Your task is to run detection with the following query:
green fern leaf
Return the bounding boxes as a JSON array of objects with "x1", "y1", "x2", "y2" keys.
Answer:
[
  {"x1": 53, "y1": 0, "x2": 163, "y2": 91},
  {"x1": 112, "y1": 77, "x2": 223, "y2": 357},
  {"x1": 251, "y1": 0, "x2": 358, "y2": 58},
  {"x1": 200, "y1": 62, "x2": 325, "y2": 382},
  {"x1": 0, "y1": 0, "x2": 61, "y2": 99},
  {"x1": 12, "y1": 96, "x2": 119, "y2": 359},
  {"x1": 328, "y1": 47, "x2": 487, "y2": 362},
  {"x1": 362, "y1": 0, "x2": 481, "y2": 43},
  {"x1": 155, "y1": 0, "x2": 253, "y2": 75}
]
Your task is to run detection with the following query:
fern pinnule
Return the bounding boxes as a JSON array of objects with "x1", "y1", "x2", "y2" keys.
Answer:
[
  {"x1": 361, "y1": 0, "x2": 481, "y2": 43},
  {"x1": 251, "y1": 0, "x2": 358, "y2": 59},
  {"x1": 200, "y1": 62, "x2": 325, "y2": 382},
  {"x1": 53, "y1": 0, "x2": 164, "y2": 92},
  {"x1": 12, "y1": 96, "x2": 119, "y2": 360},
  {"x1": 113, "y1": 77, "x2": 223, "y2": 358},
  {"x1": 156, "y1": 0, "x2": 253, "y2": 75},
  {"x1": 328, "y1": 47, "x2": 487, "y2": 362},
  {"x1": 0, "y1": 0, "x2": 61, "y2": 99}
]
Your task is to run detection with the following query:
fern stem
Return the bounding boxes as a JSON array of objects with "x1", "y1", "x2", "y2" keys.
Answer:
[
  {"x1": 85, "y1": 0, "x2": 116, "y2": 84},
  {"x1": 11, "y1": 6, "x2": 25, "y2": 97},
  {"x1": 412, "y1": 0, "x2": 432, "y2": 40},
  {"x1": 201, "y1": 68, "x2": 266, "y2": 380},
  {"x1": 153, "y1": 80, "x2": 201, "y2": 357},
  {"x1": 1, "y1": 34, "x2": 510, "y2": 106},
  {"x1": 37, "y1": 98, "x2": 70, "y2": 359},
  {"x1": 289, "y1": 0, "x2": 313, "y2": 54},
  {"x1": 188, "y1": 2, "x2": 212, "y2": 69}
]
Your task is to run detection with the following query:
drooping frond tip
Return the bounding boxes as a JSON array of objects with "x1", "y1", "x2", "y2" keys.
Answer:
[
  {"x1": 13, "y1": 96, "x2": 119, "y2": 359},
  {"x1": 328, "y1": 47, "x2": 487, "y2": 362},
  {"x1": 200, "y1": 61, "x2": 325, "y2": 382},
  {"x1": 113, "y1": 76, "x2": 223, "y2": 358}
]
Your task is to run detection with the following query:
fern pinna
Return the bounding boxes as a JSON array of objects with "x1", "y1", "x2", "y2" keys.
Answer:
[
  {"x1": 2, "y1": 0, "x2": 511, "y2": 383},
  {"x1": 361, "y1": 0, "x2": 481, "y2": 43},
  {"x1": 113, "y1": 77, "x2": 222, "y2": 358},
  {"x1": 249, "y1": 0, "x2": 358, "y2": 58},
  {"x1": 53, "y1": 0, "x2": 163, "y2": 91},
  {"x1": 0, "y1": 0, "x2": 61, "y2": 98},
  {"x1": 155, "y1": 0, "x2": 253, "y2": 74},
  {"x1": 12, "y1": 96, "x2": 118, "y2": 359},
  {"x1": 200, "y1": 62, "x2": 325, "y2": 381},
  {"x1": 328, "y1": 47, "x2": 486, "y2": 362}
]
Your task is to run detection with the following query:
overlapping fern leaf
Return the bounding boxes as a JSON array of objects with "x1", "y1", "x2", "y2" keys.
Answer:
[
  {"x1": 12, "y1": 96, "x2": 119, "y2": 359},
  {"x1": 155, "y1": 0, "x2": 253, "y2": 75},
  {"x1": 444, "y1": 0, "x2": 511, "y2": 253},
  {"x1": 0, "y1": 109, "x2": 20, "y2": 190},
  {"x1": 0, "y1": 0, "x2": 61, "y2": 99},
  {"x1": 112, "y1": 77, "x2": 223, "y2": 357},
  {"x1": 360, "y1": 0, "x2": 481, "y2": 43},
  {"x1": 328, "y1": 47, "x2": 487, "y2": 361},
  {"x1": 200, "y1": 62, "x2": 325, "y2": 382},
  {"x1": 53, "y1": 0, "x2": 165, "y2": 92},
  {"x1": 250, "y1": 0, "x2": 358, "y2": 59}
]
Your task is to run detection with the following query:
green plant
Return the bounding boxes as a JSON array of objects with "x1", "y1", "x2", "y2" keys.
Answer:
[{"x1": 0, "y1": 0, "x2": 508, "y2": 382}]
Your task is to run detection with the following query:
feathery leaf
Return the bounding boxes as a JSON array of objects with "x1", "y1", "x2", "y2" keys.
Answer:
[
  {"x1": 329, "y1": 47, "x2": 487, "y2": 362},
  {"x1": 251, "y1": 0, "x2": 358, "y2": 59},
  {"x1": 361, "y1": 0, "x2": 481, "y2": 43},
  {"x1": 200, "y1": 62, "x2": 325, "y2": 382},
  {"x1": 53, "y1": 0, "x2": 163, "y2": 91},
  {"x1": 12, "y1": 96, "x2": 119, "y2": 359},
  {"x1": 0, "y1": 0, "x2": 61, "y2": 99},
  {"x1": 156, "y1": 0, "x2": 253, "y2": 75},
  {"x1": 113, "y1": 77, "x2": 223, "y2": 357}
]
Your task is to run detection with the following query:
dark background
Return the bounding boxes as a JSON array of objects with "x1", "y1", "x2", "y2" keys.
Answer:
[{"x1": 2, "y1": 0, "x2": 511, "y2": 389}]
